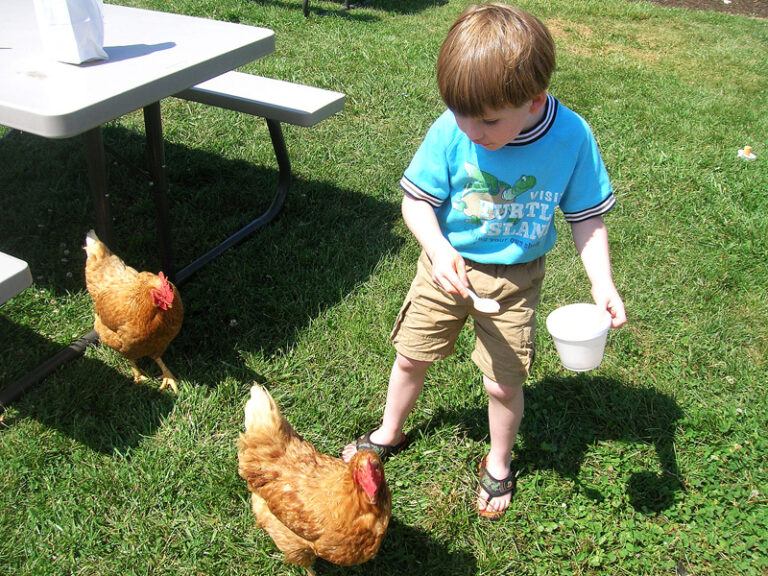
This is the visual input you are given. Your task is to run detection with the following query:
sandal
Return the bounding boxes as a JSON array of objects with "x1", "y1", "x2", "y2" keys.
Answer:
[
  {"x1": 353, "y1": 430, "x2": 408, "y2": 460},
  {"x1": 477, "y1": 456, "x2": 516, "y2": 520}
]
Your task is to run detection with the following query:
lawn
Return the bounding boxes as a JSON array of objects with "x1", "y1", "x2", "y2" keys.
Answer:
[{"x1": 1, "y1": 0, "x2": 767, "y2": 574}]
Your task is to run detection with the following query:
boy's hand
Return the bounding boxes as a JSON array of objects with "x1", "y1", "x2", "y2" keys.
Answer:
[
  {"x1": 401, "y1": 195, "x2": 471, "y2": 298},
  {"x1": 570, "y1": 216, "x2": 626, "y2": 329},
  {"x1": 430, "y1": 245, "x2": 470, "y2": 298},
  {"x1": 592, "y1": 282, "x2": 626, "y2": 329}
]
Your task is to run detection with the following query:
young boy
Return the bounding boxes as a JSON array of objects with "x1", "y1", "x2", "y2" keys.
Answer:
[{"x1": 343, "y1": 3, "x2": 626, "y2": 519}]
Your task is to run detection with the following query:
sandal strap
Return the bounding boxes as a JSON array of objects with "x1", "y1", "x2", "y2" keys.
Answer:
[
  {"x1": 478, "y1": 458, "x2": 515, "y2": 498},
  {"x1": 355, "y1": 431, "x2": 406, "y2": 459}
]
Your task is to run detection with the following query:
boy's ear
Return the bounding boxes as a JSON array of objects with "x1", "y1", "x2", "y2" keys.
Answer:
[{"x1": 529, "y1": 92, "x2": 548, "y2": 114}]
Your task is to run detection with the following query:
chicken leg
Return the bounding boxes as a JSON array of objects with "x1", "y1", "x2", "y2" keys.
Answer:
[
  {"x1": 154, "y1": 357, "x2": 178, "y2": 393},
  {"x1": 128, "y1": 358, "x2": 178, "y2": 393},
  {"x1": 128, "y1": 360, "x2": 149, "y2": 383}
]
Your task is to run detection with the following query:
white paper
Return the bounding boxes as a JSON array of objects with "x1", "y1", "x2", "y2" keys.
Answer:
[{"x1": 34, "y1": 0, "x2": 109, "y2": 64}]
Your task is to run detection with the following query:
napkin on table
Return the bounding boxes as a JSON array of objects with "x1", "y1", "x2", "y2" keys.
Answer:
[{"x1": 33, "y1": 0, "x2": 109, "y2": 64}]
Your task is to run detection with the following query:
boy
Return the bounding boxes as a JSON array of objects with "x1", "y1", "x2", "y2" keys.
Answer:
[{"x1": 343, "y1": 3, "x2": 626, "y2": 519}]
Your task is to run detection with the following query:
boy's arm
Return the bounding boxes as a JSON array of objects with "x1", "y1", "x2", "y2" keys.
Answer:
[
  {"x1": 570, "y1": 216, "x2": 627, "y2": 328},
  {"x1": 402, "y1": 194, "x2": 470, "y2": 297}
]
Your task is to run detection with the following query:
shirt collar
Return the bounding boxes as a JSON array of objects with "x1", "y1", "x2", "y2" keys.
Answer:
[{"x1": 506, "y1": 94, "x2": 557, "y2": 146}]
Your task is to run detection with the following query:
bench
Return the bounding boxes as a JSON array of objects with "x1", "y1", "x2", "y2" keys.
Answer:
[
  {"x1": 173, "y1": 72, "x2": 345, "y2": 282},
  {"x1": 0, "y1": 251, "x2": 32, "y2": 306}
]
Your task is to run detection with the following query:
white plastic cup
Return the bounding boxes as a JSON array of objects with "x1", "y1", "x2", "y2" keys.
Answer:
[{"x1": 545, "y1": 303, "x2": 611, "y2": 372}]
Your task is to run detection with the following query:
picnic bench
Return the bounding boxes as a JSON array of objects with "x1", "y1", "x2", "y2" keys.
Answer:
[{"x1": 173, "y1": 72, "x2": 345, "y2": 282}]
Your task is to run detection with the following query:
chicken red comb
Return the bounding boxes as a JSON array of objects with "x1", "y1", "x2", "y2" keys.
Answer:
[{"x1": 156, "y1": 271, "x2": 174, "y2": 302}]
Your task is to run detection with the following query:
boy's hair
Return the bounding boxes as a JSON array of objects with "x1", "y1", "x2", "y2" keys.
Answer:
[{"x1": 437, "y1": 3, "x2": 556, "y2": 116}]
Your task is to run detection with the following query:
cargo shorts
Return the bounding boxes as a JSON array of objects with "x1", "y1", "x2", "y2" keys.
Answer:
[{"x1": 391, "y1": 250, "x2": 546, "y2": 387}]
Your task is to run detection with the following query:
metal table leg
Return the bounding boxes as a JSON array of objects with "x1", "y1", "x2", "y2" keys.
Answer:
[
  {"x1": 0, "y1": 331, "x2": 99, "y2": 409},
  {"x1": 143, "y1": 102, "x2": 176, "y2": 283},
  {"x1": 82, "y1": 127, "x2": 114, "y2": 249},
  {"x1": 175, "y1": 117, "x2": 290, "y2": 286},
  {"x1": 0, "y1": 130, "x2": 113, "y2": 410}
]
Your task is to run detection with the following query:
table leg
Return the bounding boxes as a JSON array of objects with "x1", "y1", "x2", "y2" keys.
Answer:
[
  {"x1": 174, "y1": 118, "x2": 290, "y2": 286},
  {"x1": 0, "y1": 331, "x2": 100, "y2": 411},
  {"x1": 143, "y1": 102, "x2": 176, "y2": 282},
  {"x1": 82, "y1": 127, "x2": 114, "y2": 249},
  {"x1": 0, "y1": 132, "x2": 109, "y2": 410}
]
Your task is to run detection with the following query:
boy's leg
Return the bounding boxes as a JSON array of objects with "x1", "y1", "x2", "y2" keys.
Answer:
[
  {"x1": 479, "y1": 375, "x2": 524, "y2": 514},
  {"x1": 468, "y1": 256, "x2": 543, "y2": 515},
  {"x1": 342, "y1": 353, "x2": 430, "y2": 461},
  {"x1": 378, "y1": 352, "x2": 430, "y2": 441}
]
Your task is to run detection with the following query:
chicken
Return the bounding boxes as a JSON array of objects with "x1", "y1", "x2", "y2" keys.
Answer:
[
  {"x1": 83, "y1": 230, "x2": 183, "y2": 392},
  {"x1": 237, "y1": 385, "x2": 391, "y2": 576}
]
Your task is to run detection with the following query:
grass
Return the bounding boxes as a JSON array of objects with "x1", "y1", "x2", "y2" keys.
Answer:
[{"x1": 1, "y1": 0, "x2": 767, "y2": 574}]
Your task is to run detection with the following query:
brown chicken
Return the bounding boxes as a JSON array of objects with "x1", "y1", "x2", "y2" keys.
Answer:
[
  {"x1": 83, "y1": 230, "x2": 183, "y2": 392},
  {"x1": 237, "y1": 385, "x2": 391, "y2": 576}
]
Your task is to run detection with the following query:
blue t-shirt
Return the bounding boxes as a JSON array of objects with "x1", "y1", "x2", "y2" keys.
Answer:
[{"x1": 400, "y1": 95, "x2": 615, "y2": 264}]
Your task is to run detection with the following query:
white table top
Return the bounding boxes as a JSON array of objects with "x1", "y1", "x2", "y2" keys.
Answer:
[{"x1": 0, "y1": 1, "x2": 275, "y2": 138}]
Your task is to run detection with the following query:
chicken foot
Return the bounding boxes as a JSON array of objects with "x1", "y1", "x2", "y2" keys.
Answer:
[
  {"x1": 128, "y1": 358, "x2": 178, "y2": 393},
  {"x1": 128, "y1": 360, "x2": 149, "y2": 383},
  {"x1": 154, "y1": 357, "x2": 179, "y2": 393}
]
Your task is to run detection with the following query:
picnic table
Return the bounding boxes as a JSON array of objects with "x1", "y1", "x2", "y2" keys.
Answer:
[
  {"x1": 0, "y1": 0, "x2": 275, "y2": 282},
  {"x1": 1, "y1": 1, "x2": 345, "y2": 409},
  {"x1": 0, "y1": 1, "x2": 274, "y2": 407}
]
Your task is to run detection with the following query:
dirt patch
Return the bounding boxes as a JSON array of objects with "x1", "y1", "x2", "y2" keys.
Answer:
[{"x1": 630, "y1": 0, "x2": 768, "y2": 19}]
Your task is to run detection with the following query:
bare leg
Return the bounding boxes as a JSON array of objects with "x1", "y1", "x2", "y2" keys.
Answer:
[
  {"x1": 478, "y1": 375, "x2": 524, "y2": 515},
  {"x1": 342, "y1": 353, "x2": 430, "y2": 461}
]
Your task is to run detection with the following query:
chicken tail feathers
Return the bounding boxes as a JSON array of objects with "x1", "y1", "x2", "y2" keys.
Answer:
[
  {"x1": 84, "y1": 229, "x2": 111, "y2": 260},
  {"x1": 238, "y1": 385, "x2": 299, "y2": 490},
  {"x1": 243, "y1": 384, "x2": 283, "y2": 434},
  {"x1": 83, "y1": 230, "x2": 130, "y2": 294}
]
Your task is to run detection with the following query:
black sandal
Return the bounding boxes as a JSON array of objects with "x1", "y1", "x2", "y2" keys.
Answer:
[
  {"x1": 477, "y1": 456, "x2": 516, "y2": 520},
  {"x1": 354, "y1": 430, "x2": 408, "y2": 460}
]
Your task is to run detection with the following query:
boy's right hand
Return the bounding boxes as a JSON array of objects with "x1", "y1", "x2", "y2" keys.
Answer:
[
  {"x1": 401, "y1": 195, "x2": 470, "y2": 298},
  {"x1": 429, "y1": 245, "x2": 470, "y2": 298}
]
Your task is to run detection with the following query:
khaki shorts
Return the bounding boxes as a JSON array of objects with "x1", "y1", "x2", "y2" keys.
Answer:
[{"x1": 391, "y1": 251, "x2": 545, "y2": 386}]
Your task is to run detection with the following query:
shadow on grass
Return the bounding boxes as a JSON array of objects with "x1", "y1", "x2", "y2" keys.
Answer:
[
  {"x1": 0, "y1": 317, "x2": 174, "y2": 454},
  {"x1": 412, "y1": 374, "x2": 684, "y2": 514},
  {"x1": 314, "y1": 517, "x2": 477, "y2": 575},
  {"x1": 1, "y1": 123, "x2": 402, "y2": 448},
  {"x1": 518, "y1": 375, "x2": 684, "y2": 513},
  {"x1": 249, "y1": 0, "x2": 448, "y2": 19}
]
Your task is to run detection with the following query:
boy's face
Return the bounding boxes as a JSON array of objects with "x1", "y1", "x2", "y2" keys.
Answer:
[{"x1": 453, "y1": 94, "x2": 547, "y2": 151}]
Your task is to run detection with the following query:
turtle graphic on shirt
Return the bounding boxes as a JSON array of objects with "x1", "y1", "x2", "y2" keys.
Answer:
[{"x1": 453, "y1": 163, "x2": 537, "y2": 224}]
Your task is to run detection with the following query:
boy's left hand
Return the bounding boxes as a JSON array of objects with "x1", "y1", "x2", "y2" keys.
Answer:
[
  {"x1": 570, "y1": 216, "x2": 626, "y2": 329},
  {"x1": 592, "y1": 282, "x2": 626, "y2": 329}
]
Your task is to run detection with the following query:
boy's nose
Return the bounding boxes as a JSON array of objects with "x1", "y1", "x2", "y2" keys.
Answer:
[{"x1": 463, "y1": 122, "x2": 484, "y2": 140}]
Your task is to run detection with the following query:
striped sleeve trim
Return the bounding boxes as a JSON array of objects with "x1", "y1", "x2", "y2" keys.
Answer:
[
  {"x1": 562, "y1": 194, "x2": 616, "y2": 222},
  {"x1": 400, "y1": 176, "x2": 444, "y2": 208}
]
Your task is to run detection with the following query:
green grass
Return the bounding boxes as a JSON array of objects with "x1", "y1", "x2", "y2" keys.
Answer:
[{"x1": 2, "y1": 0, "x2": 767, "y2": 574}]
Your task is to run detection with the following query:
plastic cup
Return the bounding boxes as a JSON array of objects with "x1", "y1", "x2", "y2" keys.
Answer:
[{"x1": 545, "y1": 303, "x2": 611, "y2": 372}]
